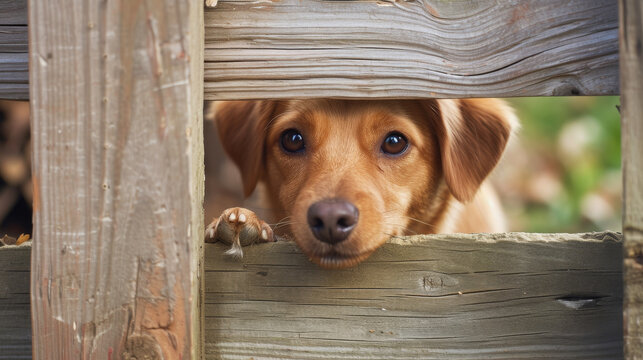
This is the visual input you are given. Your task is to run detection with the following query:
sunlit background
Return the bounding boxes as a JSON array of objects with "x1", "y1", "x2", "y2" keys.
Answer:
[
  {"x1": 0, "y1": 97, "x2": 622, "y2": 238},
  {"x1": 499, "y1": 97, "x2": 621, "y2": 233}
]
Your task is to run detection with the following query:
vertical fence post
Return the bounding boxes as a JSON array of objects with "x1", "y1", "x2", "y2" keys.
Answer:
[
  {"x1": 619, "y1": 0, "x2": 643, "y2": 358},
  {"x1": 29, "y1": 0, "x2": 204, "y2": 358}
]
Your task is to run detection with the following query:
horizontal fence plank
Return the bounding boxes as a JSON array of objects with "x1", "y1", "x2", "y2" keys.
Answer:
[
  {"x1": 0, "y1": 0, "x2": 26, "y2": 24},
  {"x1": 0, "y1": 0, "x2": 619, "y2": 100},
  {"x1": 204, "y1": 0, "x2": 618, "y2": 99},
  {"x1": 203, "y1": 232, "x2": 623, "y2": 359},
  {"x1": 0, "y1": 0, "x2": 27, "y2": 100},
  {"x1": 0, "y1": 244, "x2": 30, "y2": 360},
  {"x1": 0, "y1": 232, "x2": 624, "y2": 359},
  {"x1": 0, "y1": 51, "x2": 28, "y2": 99}
]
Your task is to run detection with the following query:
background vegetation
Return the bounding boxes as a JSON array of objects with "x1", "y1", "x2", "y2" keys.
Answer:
[{"x1": 496, "y1": 96, "x2": 622, "y2": 233}]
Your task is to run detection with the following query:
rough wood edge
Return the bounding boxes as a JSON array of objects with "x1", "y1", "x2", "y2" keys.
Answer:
[
  {"x1": 0, "y1": 231, "x2": 623, "y2": 252},
  {"x1": 619, "y1": 0, "x2": 643, "y2": 359},
  {"x1": 387, "y1": 231, "x2": 622, "y2": 244},
  {"x1": 190, "y1": 0, "x2": 206, "y2": 357}
]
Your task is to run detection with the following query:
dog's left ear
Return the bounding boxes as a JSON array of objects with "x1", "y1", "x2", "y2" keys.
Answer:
[
  {"x1": 426, "y1": 99, "x2": 517, "y2": 202},
  {"x1": 214, "y1": 101, "x2": 277, "y2": 197}
]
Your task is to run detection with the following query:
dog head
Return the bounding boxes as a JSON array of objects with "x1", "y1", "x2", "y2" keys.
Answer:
[{"x1": 215, "y1": 99, "x2": 516, "y2": 268}]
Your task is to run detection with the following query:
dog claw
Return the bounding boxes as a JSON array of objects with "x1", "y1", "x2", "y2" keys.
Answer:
[{"x1": 206, "y1": 207, "x2": 275, "y2": 258}]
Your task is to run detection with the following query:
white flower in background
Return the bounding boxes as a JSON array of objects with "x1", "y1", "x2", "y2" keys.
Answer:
[{"x1": 557, "y1": 117, "x2": 600, "y2": 163}]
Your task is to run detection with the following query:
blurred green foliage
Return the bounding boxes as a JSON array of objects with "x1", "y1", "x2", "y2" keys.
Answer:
[{"x1": 501, "y1": 97, "x2": 621, "y2": 233}]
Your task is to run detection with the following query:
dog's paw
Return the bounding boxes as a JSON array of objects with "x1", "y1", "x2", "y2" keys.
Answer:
[{"x1": 205, "y1": 207, "x2": 275, "y2": 258}]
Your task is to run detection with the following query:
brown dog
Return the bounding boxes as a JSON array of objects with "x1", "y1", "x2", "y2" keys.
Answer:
[{"x1": 206, "y1": 99, "x2": 517, "y2": 268}]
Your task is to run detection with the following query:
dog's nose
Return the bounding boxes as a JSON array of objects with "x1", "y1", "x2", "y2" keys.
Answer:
[{"x1": 307, "y1": 199, "x2": 359, "y2": 244}]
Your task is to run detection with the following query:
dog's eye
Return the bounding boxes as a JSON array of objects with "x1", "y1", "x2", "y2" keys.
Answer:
[
  {"x1": 381, "y1": 132, "x2": 409, "y2": 155},
  {"x1": 280, "y1": 129, "x2": 305, "y2": 153}
]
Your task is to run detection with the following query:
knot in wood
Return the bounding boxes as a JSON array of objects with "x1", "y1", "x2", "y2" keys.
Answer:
[
  {"x1": 422, "y1": 272, "x2": 457, "y2": 292},
  {"x1": 122, "y1": 335, "x2": 163, "y2": 360}
]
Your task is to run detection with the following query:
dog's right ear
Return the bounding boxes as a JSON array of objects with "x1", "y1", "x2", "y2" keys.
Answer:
[
  {"x1": 214, "y1": 101, "x2": 276, "y2": 197},
  {"x1": 419, "y1": 98, "x2": 516, "y2": 203}
]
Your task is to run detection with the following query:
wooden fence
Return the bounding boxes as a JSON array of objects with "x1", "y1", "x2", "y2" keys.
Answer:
[
  {"x1": 1, "y1": 232, "x2": 624, "y2": 359},
  {"x1": 0, "y1": 0, "x2": 640, "y2": 359},
  {"x1": 0, "y1": 0, "x2": 621, "y2": 100}
]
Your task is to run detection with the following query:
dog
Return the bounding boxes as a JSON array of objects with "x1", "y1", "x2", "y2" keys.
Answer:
[{"x1": 206, "y1": 99, "x2": 517, "y2": 268}]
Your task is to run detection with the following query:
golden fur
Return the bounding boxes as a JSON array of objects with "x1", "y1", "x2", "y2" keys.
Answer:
[{"x1": 213, "y1": 99, "x2": 517, "y2": 268}]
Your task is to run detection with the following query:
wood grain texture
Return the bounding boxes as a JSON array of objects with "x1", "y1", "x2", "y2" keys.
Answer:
[
  {"x1": 29, "y1": 0, "x2": 204, "y2": 359},
  {"x1": 204, "y1": 232, "x2": 623, "y2": 360},
  {"x1": 0, "y1": 26, "x2": 27, "y2": 53},
  {"x1": 0, "y1": 0, "x2": 619, "y2": 100},
  {"x1": 0, "y1": 0, "x2": 27, "y2": 100},
  {"x1": 619, "y1": 1, "x2": 643, "y2": 359},
  {"x1": 0, "y1": 50, "x2": 28, "y2": 100},
  {"x1": 0, "y1": 244, "x2": 31, "y2": 360},
  {"x1": 1, "y1": 233, "x2": 623, "y2": 359},
  {"x1": 204, "y1": 0, "x2": 618, "y2": 100},
  {"x1": 0, "y1": 0, "x2": 26, "y2": 25}
]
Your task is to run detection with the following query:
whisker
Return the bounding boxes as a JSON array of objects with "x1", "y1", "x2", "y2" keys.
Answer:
[
  {"x1": 384, "y1": 232, "x2": 406, "y2": 240},
  {"x1": 270, "y1": 216, "x2": 293, "y2": 227},
  {"x1": 272, "y1": 222, "x2": 298, "y2": 229},
  {"x1": 247, "y1": 206, "x2": 283, "y2": 211},
  {"x1": 381, "y1": 209, "x2": 437, "y2": 230},
  {"x1": 382, "y1": 223, "x2": 419, "y2": 236},
  {"x1": 403, "y1": 216, "x2": 438, "y2": 229}
]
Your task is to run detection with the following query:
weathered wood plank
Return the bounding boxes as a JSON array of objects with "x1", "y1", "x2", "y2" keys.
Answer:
[
  {"x1": 204, "y1": 232, "x2": 623, "y2": 359},
  {"x1": 29, "y1": 0, "x2": 204, "y2": 359},
  {"x1": 0, "y1": 26, "x2": 27, "y2": 53},
  {"x1": 0, "y1": 51, "x2": 28, "y2": 100},
  {"x1": 0, "y1": 0, "x2": 26, "y2": 25},
  {"x1": 0, "y1": 233, "x2": 623, "y2": 359},
  {"x1": 619, "y1": 1, "x2": 643, "y2": 359},
  {"x1": 0, "y1": 0, "x2": 619, "y2": 100},
  {"x1": 204, "y1": 0, "x2": 618, "y2": 100},
  {"x1": 0, "y1": 244, "x2": 30, "y2": 360},
  {"x1": 0, "y1": 0, "x2": 28, "y2": 100}
]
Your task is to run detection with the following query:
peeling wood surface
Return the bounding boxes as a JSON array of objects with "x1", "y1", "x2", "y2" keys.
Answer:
[
  {"x1": 1, "y1": 233, "x2": 623, "y2": 359},
  {"x1": 0, "y1": 0, "x2": 27, "y2": 100},
  {"x1": 1, "y1": 0, "x2": 619, "y2": 100},
  {"x1": 28, "y1": 0, "x2": 204, "y2": 359},
  {"x1": 204, "y1": 232, "x2": 623, "y2": 359},
  {"x1": 619, "y1": 1, "x2": 643, "y2": 359}
]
